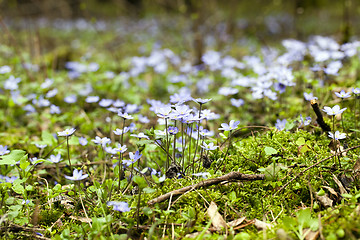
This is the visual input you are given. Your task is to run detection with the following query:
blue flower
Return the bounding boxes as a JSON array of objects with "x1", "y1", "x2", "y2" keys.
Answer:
[
  {"x1": 92, "y1": 136, "x2": 111, "y2": 147},
  {"x1": 201, "y1": 142, "x2": 218, "y2": 151},
  {"x1": 352, "y1": 88, "x2": 360, "y2": 95},
  {"x1": 218, "y1": 120, "x2": 240, "y2": 131},
  {"x1": 168, "y1": 126, "x2": 178, "y2": 135},
  {"x1": 328, "y1": 131, "x2": 346, "y2": 140},
  {"x1": 57, "y1": 128, "x2": 76, "y2": 137},
  {"x1": 335, "y1": 90, "x2": 351, "y2": 99},
  {"x1": 230, "y1": 98, "x2": 244, "y2": 107},
  {"x1": 0, "y1": 145, "x2": 10, "y2": 156},
  {"x1": 49, "y1": 154, "x2": 62, "y2": 163},
  {"x1": 275, "y1": 119, "x2": 287, "y2": 131},
  {"x1": 322, "y1": 105, "x2": 347, "y2": 116},
  {"x1": 129, "y1": 151, "x2": 142, "y2": 161},
  {"x1": 65, "y1": 169, "x2": 88, "y2": 181},
  {"x1": 130, "y1": 132, "x2": 149, "y2": 139},
  {"x1": 107, "y1": 201, "x2": 130, "y2": 212},
  {"x1": 303, "y1": 92, "x2": 318, "y2": 101},
  {"x1": 78, "y1": 137, "x2": 88, "y2": 146}
]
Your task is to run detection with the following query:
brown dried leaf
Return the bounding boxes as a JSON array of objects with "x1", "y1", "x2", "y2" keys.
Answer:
[
  {"x1": 315, "y1": 193, "x2": 333, "y2": 207},
  {"x1": 227, "y1": 217, "x2": 246, "y2": 227},
  {"x1": 322, "y1": 186, "x2": 338, "y2": 197},
  {"x1": 70, "y1": 215, "x2": 92, "y2": 223},
  {"x1": 207, "y1": 201, "x2": 227, "y2": 230},
  {"x1": 332, "y1": 174, "x2": 348, "y2": 195},
  {"x1": 304, "y1": 228, "x2": 319, "y2": 240},
  {"x1": 185, "y1": 230, "x2": 211, "y2": 238},
  {"x1": 254, "y1": 219, "x2": 273, "y2": 230},
  {"x1": 353, "y1": 159, "x2": 360, "y2": 179}
]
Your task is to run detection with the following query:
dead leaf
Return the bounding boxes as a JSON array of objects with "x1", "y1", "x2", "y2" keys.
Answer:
[
  {"x1": 332, "y1": 174, "x2": 348, "y2": 195},
  {"x1": 322, "y1": 186, "x2": 338, "y2": 197},
  {"x1": 185, "y1": 230, "x2": 211, "y2": 238},
  {"x1": 329, "y1": 141, "x2": 346, "y2": 156},
  {"x1": 207, "y1": 201, "x2": 227, "y2": 231},
  {"x1": 254, "y1": 219, "x2": 273, "y2": 230},
  {"x1": 315, "y1": 193, "x2": 333, "y2": 207},
  {"x1": 353, "y1": 159, "x2": 360, "y2": 176},
  {"x1": 227, "y1": 217, "x2": 246, "y2": 227},
  {"x1": 70, "y1": 216, "x2": 92, "y2": 223},
  {"x1": 304, "y1": 228, "x2": 319, "y2": 240}
]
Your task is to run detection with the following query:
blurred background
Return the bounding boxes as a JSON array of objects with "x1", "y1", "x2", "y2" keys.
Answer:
[{"x1": 1, "y1": 0, "x2": 360, "y2": 67}]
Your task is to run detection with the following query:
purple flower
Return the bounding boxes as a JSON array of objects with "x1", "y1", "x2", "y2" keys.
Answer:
[
  {"x1": 50, "y1": 105, "x2": 61, "y2": 114},
  {"x1": 322, "y1": 105, "x2": 347, "y2": 116},
  {"x1": 218, "y1": 120, "x2": 240, "y2": 131},
  {"x1": 107, "y1": 201, "x2": 130, "y2": 212},
  {"x1": 335, "y1": 90, "x2": 351, "y2": 99},
  {"x1": 0, "y1": 145, "x2": 10, "y2": 156},
  {"x1": 275, "y1": 119, "x2": 287, "y2": 131},
  {"x1": 192, "y1": 172, "x2": 210, "y2": 179},
  {"x1": 193, "y1": 98, "x2": 212, "y2": 105},
  {"x1": 303, "y1": 92, "x2": 318, "y2": 101},
  {"x1": 129, "y1": 151, "x2": 142, "y2": 161},
  {"x1": 352, "y1": 88, "x2": 360, "y2": 95},
  {"x1": 92, "y1": 136, "x2": 111, "y2": 147},
  {"x1": 115, "y1": 144, "x2": 127, "y2": 153},
  {"x1": 99, "y1": 99, "x2": 113, "y2": 107},
  {"x1": 118, "y1": 112, "x2": 134, "y2": 120},
  {"x1": 57, "y1": 128, "x2": 76, "y2": 137},
  {"x1": 230, "y1": 98, "x2": 244, "y2": 107},
  {"x1": 35, "y1": 143, "x2": 47, "y2": 149},
  {"x1": 168, "y1": 126, "x2": 178, "y2": 135},
  {"x1": 130, "y1": 132, "x2": 149, "y2": 139},
  {"x1": 85, "y1": 96, "x2": 100, "y2": 103},
  {"x1": 65, "y1": 169, "x2": 88, "y2": 181},
  {"x1": 201, "y1": 142, "x2": 218, "y2": 151},
  {"x1": 49, "y1": 154, "x2": 62, "y2": 163},
  {"x1": 64, "y1": 95, "x2": 77, "y2": 104},
  {"x1": 113, "y1": 127, "x2": 130, "y2": 135},
  {"x1": 328, "y1": 131, "x2": 346, "y2": 140},
  {"x1": 79, "y1": 137, "x2": 88, "y2": 146}
]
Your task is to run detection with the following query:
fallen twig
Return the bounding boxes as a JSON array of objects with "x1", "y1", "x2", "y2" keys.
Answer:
[
  {"x1": 147, "y1": 172, "x2": 265, "y2": 205},
  {"x1": 274, "y1": 144, "x2": 360, "y2": 196}
]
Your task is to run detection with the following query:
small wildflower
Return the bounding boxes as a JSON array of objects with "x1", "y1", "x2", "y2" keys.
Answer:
[
  {"x1": 49, "y1": 154, "x2": 62, "y2": 163},
  {"x1": 218, "y1": 120, "x2": 240, "y2": 131},
  {"x1": 115, "y1": 144, "x2": 127, "y2": 153},
  {"x1": 322, "y1": 105, "x2": 347, "y2": 116},
  {"x1": 192, "y1": 172, "x2": 210, "y2": 179},
  {"x1": 57, "y1": 128, "x2": 76, "y2": 137},
  {"x1": 113, "y1": 127, "x2": 129, "y2": 135},
  {"x1": 328, "y1": 131, "x2": 346, "y2": 140},
  {"x1": 335, "y1": 90, "x2": 351, "y2": 99},
  {"x1": 35, "y1": 143, "x2": 47, "y2": 149},
  {"x1": 0, "y1": 145, "x2": 10, "y2": 156},
  {"x1": 107, "y1": 201, "x2": 130, "y2": 212},
  {"x1": 201, "y1": 142, "x2": 218, "y2": 151},
  {"x1": 275, "y1": 119, "x2": 287, "y2": 131},
  {"x1": 352, "y1": 88, "x2": 360, "y2": 95},
  {"x1": 92, "y1": 136, "x2": 111, "y2": 147},
  {"x1": 78, "y1": 137, "x2": 88, "y2": 146},
  {"x1": 303, "y1": 92, "x2": 318, "y2": 101},
  {"x1": 130, "y1": 132, "x2": 149, "y2": 139},
  {"x1": 129, "y1": 151, "x2": 142, "y2": 161},
  {"x1": 118, "y1": 112, "x2": 134, "y2": 119},
  {"x1": 65, "y1": 169, "x2": 88, "y2": 181},
  {"x1": 193, "y1": 98, "x2": 212, "y2": 105},
  {"x1": 168, "y1": 126, "x2": 178, "y2": 135}
]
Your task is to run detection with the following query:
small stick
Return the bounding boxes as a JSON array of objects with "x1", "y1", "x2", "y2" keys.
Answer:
[
  {"x1": 274, "y1": 144, "x2": 360, "y2": 196},
  {"x1": 310, "y1": 99, "x2": 331, "y2": 132},
  {"x1": 147, "y1": 172, "x2": 265, "y2": 205}
]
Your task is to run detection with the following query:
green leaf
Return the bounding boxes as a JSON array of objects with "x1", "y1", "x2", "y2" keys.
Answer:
[
  {"x1": 133, "y1": 175, "x2": 147, "y2": 189},
  {"x1": 42, "y1": 130, "x2": 57, "y2": 146},
  {"x1": 264, "y1": 146, "x2": 277, "y2": 156},
  {"x1": 19, "y1": 155, "x2": 30, "y2": 170},
  {"x1": 12, "y1": 183, "x2": 25, "y2": 194},
  {"x1": 295, "y1": 137, "x2": 306, "y2": 146},
  {"x1": 143, "y1": 207, "x2": 153, "y2": 215},
  {"x1": 297, "y1": 208, "x2": 311, "y2": 228},
  {"x1": 143, "y1": 187, "x2": 156, "y2": 194},
  {"x1": 0, "y1": 150, "x2": 26, "y2": 165}
]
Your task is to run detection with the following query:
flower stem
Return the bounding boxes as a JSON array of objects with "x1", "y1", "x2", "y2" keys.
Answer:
[{"x1": 66, "y1": 136, "x2": 72, "y2": 170}]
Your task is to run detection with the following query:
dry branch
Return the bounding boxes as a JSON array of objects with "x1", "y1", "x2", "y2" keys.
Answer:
[{"x1": 147, "y1": 172, "x2": 265, "y2": 205}]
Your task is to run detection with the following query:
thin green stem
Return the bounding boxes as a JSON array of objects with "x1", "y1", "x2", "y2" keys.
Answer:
[{"x1": 66, "y1": 137, "x2": 72, "y2": 170}]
